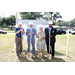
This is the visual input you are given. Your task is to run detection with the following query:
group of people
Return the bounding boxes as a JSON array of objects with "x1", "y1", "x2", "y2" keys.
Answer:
[{"x1": 15, "y1": 21, "x2": 57, "y2": 58}]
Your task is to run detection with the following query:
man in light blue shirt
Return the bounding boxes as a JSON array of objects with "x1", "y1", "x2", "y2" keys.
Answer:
[{"x1": 26, "y1": 21, "x2": 36, "y2": 57}]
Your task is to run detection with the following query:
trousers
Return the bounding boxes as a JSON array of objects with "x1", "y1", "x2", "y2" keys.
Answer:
[
  {"x1": 15, "y1": 37, "x2": 22, "y2": 54},
  {"x1": 27, "y1": 40, "x2": 35, "y2": 54},
  {"x1": 46, "y1": 42, "x2": 55, "y2": 57}
]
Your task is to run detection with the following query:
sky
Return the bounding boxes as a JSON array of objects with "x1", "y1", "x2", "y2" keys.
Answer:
[
  {"x1": 58, "y1": 12, "x2": 75, "y2": 21},
  {"x1": 0, "y1": 12, "x2": 75, "y2": 21},
  {"x1": 0, "y1": 12, "x2": 20, "y2": 19}
]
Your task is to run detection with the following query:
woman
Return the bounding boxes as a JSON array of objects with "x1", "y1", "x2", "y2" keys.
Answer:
[{"x1": 36, "y1": 25, "x2": 46, "y2": 57}]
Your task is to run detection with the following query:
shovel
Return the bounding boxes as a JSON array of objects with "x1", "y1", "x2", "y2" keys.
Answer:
[{"x1": 47, "y1": 32, "x2": 52, "y2": 60}]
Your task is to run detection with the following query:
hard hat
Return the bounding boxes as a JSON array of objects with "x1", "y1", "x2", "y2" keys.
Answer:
[
  {"x1": 39, "y1": 24, "x2": 43, "y2": 28},
  {"x1": 29, "y1": 21, "x2": 33, "y2": 25},
  {"x1": 48, "y1": 21, "x2": 53, "y2": 24},
  {"x1": 18, "y1": 21, "x2": 22, "y2": 25}
]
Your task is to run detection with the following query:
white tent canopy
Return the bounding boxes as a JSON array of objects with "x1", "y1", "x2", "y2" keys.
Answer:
[
  {"x1": 16, "y1": 19, "x2": 58, "y2": 33},
  {"x1": 16, "y1": 19, "x2": 49, "y2": 33}
]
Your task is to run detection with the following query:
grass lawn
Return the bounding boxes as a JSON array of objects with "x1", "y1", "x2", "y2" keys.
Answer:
[
  {"x1": 0, "y1": 34, "x2": 75, "y2": 62},
  {"x1": 0, "y1": 28, "x2": 15, "y2": 33}
]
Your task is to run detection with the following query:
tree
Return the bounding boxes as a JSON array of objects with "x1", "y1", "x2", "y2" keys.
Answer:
[
  {"x1": 0, "y1": 15, "x2": 16, "y2": 29},
  {"x1": 53, "y1": 12, "x2": 62, "y2": 22},
  {"x1": 43, "y1": 12, "x2": 62, "y2": 21},
  {"x1": 9, "y1": 15, "x2": 16, "y2": 30},
  {"x1": 19, "y1": 12, "x2": 43, "y2": 20},
  {"x1": 0, "y1": 18, "x2": 2, "y2": 27},
  {"x1": 58, "y1": 18, "x2": 75, "y2": 27},
  {"x1": 70, "y1": 18, "x2": 75, "y2": 27},
  {"x1": 0, "y1": 17, "x2": 6, "y2": 29},
  {"x1": 58, "y1": 20, "x2": 63, "y2": 22},
  {"x1": 6, "y1": 15, "x2": 16, "y2": 30},
  {"x1": 58, "y1": 21, "x2": 70, "y2": 27},
  {"x1": 49, "y1": 12, "x2": 54, "y2": 20}
]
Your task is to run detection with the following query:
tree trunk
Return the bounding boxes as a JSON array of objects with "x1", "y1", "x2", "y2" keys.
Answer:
[
  {"x1": 2, "y1": 26, "x2": 3, "y2": 29},
  {"x1": 11, "y1": 25, "x2": 12, "y2": 30},
  {"x1": 51, "y1": 14, "x2": 52, "y2": 21}
]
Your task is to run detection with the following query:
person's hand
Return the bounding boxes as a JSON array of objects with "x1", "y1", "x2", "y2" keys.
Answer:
[
  {"x1": 38, "y1": 32, "x2": 41, "y2": 35},
  {"x1": 20, "y1": 29, "x2": 23, "y2": 32},
  {"x1": 29, "y1": 31, "x2": 33, "y2": 35},
  {"x1": 39, "y1": 39, "x2": 42, "y2": 41},
  {"x1": 49, "y1": 35, "x2": 52, "y2": 37},
  {"x1": 29, "y1": 33, "x2": 32, "y2": 35},
  {"x1": 31, "y1": 31, "x2": 33, "y2": 34}
]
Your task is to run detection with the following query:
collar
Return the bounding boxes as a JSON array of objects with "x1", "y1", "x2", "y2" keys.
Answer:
[
  {"x1": 49, "y1": 27, "x2": 52, "y2": 29},
  {"x1": 30, "y1": 28, "x2": 33, "y2": 30},
  {"x1": 30, "y1": 28, "x2": 32, "y2": 29},
  {"x1": 18, "y1": 27, "x2": 22, "y2": 29},
  {"x1": 48, "y1": 27, "x2": 53, "y2": 29}
]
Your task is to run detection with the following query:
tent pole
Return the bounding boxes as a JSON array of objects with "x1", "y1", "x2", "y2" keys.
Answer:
[
  {"x1": 12, "y1": 12, "x2": 17, "y2": 52},
  {"x1": 66, "y1": 29, "x2": 69, "y2": 62}
]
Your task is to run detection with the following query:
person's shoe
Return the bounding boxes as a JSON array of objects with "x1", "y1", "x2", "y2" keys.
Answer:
[
  {"x1": 20, "y1": 52, "x2": 21, "y2": 55},
  {"x1": 32, "y1": 54, "x2": 35, "y2": 58},
  {"x1": 17, "y1": 53, "x2": 19, "y2": 56},
  {"x1": 52, "y1": 56, "x2": 54, "y2": 58},
  {"x1": 42, "y1": 55, "x2": 44, "y2": 58}
]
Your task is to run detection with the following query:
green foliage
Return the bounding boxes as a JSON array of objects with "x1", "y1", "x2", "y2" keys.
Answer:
[
  {"x1": 70, "y1": 18, "x2": 75, "y2": 27},
  {"x1": 58, "y1": 18, "x2": 75, "y2": 27},
  {"x1": 19, "y1": 12, "x2": 43, "y2": 20},
  {"x1": 58, "y1": 20, "x2": 63, "y2": 22},
  {"x1": 0, "y1": 15, "x2": 16, "y2": 29},
  {"x1": 44, "y1": 12, "x2": 62, "y2": 21},
  {"x1": 58, "y1": 21, "x2": 70, "y2": 27},
  {"x1": 53, "y1": 12, "x2": 62, "y2": 21}
]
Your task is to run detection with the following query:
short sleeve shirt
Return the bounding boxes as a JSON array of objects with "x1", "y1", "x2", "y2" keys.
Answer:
[{"x1": 15, "y1": 27, "x2": 25, "y2": 37}]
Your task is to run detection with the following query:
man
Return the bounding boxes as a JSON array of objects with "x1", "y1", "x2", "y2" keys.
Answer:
[
  {"x1": 26, "y1": 21, "x2": 36, "y2": 57},
  {"x1": 44, "y1": 21, "x2": 57, "y2": 58},
  {"x1": 15, "y1": 21, "x2": 25, "y2": 56}
]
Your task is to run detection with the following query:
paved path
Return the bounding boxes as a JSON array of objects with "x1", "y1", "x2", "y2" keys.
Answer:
[{"x1": 7, "y1": 33, "x2": 15, "y2": 34}]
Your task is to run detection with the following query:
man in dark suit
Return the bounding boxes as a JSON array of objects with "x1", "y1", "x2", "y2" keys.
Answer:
[{"x1": 44, "y1": 21, "x2": 57, "y2": 57}]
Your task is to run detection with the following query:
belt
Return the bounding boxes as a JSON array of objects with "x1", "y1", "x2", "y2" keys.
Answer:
[{"x1": 17, "y1": 36, "x2": 22, "y2": 38}]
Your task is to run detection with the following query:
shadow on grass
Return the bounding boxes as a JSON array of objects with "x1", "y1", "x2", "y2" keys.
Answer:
[
  {"x1": 55, "y1": 51, "x2": 65, "y2": 56},
  {"x1": 17, "y1": 50, "x2": 65, "y2": 62}
]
